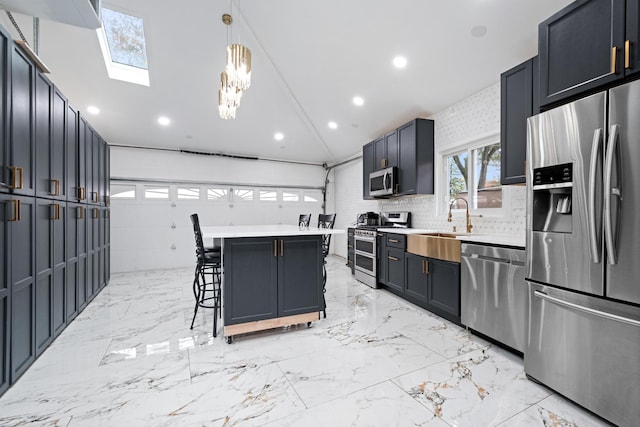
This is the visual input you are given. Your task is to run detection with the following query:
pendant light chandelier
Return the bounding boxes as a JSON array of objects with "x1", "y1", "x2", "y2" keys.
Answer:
[{"x1": 218, "y1": 6, "x2": 252, "y2": 120}]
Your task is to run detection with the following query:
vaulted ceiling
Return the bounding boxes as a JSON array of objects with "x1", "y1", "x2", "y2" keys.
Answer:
[{"x1": 1, "y1": 0, "x2": 572, "y2": 165}]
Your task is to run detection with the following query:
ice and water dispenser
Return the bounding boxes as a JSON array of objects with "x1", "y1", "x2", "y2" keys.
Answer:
[{"x1": 531, "y1": 163, "x2": 573, "y2": 233}]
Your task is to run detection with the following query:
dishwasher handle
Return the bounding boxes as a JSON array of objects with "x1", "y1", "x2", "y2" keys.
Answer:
[{"x1": 462, "y1": 253, "x2": 512, "y2": 264}]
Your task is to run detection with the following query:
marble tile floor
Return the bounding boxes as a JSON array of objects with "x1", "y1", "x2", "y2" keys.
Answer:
[{"x1": 0, "y1": 257, "x2": 613, "y2": 427}]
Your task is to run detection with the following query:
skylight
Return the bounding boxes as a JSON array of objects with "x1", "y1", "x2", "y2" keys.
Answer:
[{"x1": 97, "y1": 7, "x2": 149, "y2": 86}]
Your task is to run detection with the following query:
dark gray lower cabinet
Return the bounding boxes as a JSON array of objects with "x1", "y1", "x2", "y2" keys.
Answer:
[
  {"x1": 224, "y1": 236, "x2": 322, "y2": 326},
  {"x1": 9, "y1": 196, "x2": 36, "y2": 383},
  {"x1": 426, "y1": 258, "x2": 460, "y2": 324},
  {"x1": 385, "y1": 247, "x2": 405, "y2": 293},
  {"x1": 35, "y1": 199, "x2": 53, "y2": 355},
  {"x1": 0, "y1": 196, "x2": 11, "y2": 394},
  {"x1": 405, "y1": 253, "x2": 461, "y2": 324}
]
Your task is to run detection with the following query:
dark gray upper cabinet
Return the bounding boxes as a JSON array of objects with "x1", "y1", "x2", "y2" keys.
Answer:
[
  {"x1": 501, "y1": 57, "x2": 538, "y2": 185},
  {"x1": 51, "y1": 89, "x2": 67, "y2": 201},
  {"x1": 628, "y1": 0, "x2": 640, "y2": 77},
  {"x1": 0, "y1": 26, "x2": 9, "y2": 194},
  {"x1": 34, "y1": 73, "x2": 51, "y2": 199},
  {"x1": 373, "y1": 132, "x2": 399, "y2": 171},
  {"x1": 398, "y1": 118, "x2": 434, "y2": 195},
  {"x1": 539, "y1": 0, "x2": 626, "y2": 108},
  {"x1": 362, "y1": 140, "x2": 375, "y2": 199},
  {"x1": 65, "y1": 203, "x2": 80, "y2": 322},
  {"x1": 9, "y1": 47, "x2": 35, "y2": 196},
  {"x1": 66, "y1": 106, "x2": 79, "y2": 202},
  {"x1": 373, "y1": 136, "x2": 385, "y2": 170}
]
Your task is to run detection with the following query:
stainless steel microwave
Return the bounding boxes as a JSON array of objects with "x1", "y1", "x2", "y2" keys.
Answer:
[{"x1": 369, "y1": 166, "x2": 396, "y2": 197}]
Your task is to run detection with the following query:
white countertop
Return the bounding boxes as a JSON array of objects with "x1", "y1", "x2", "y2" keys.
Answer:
[
  {"x1": 201, "y1": 224, "x2": 345, "y2": 239},
  {"x1": 377, "y1": 228, "x2": 525, "y2": 248}
]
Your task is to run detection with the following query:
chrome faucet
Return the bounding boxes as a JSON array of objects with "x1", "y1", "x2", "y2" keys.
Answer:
[{"x1": 448, "y1": 197, "x2": 473, "y2": 233}]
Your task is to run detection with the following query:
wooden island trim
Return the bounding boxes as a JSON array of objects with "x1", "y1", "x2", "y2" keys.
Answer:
[{"x1": 224, "y1": 312, "x2": 320, "y2": 337}]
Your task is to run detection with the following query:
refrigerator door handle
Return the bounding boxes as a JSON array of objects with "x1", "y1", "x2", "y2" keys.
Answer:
[
  {"x1": 534, "y1": 290, "x2": 640, "y2": 328},
  {"x1": 588, "y1": 128, "x2": 603, "y2": 263},
  {"x1": 604, "y1": 124, "x2": 620, "y2": 265}
]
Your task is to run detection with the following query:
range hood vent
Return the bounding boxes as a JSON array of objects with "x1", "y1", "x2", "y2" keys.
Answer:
[{"x1": 0, "y1": 0, "x2": 101, "y2": 29}]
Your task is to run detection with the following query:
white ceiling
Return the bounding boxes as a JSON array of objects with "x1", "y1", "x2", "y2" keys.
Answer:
[{"x1": 2, "y1": 0, "x2": 572, "y2": 165}]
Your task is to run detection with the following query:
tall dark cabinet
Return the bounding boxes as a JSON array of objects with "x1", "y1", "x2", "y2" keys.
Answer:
[
  {"x1": 0, "y1": 25, "x2": 110, "y2": 397},
  {"x1": 500, "y1": 57, "x2": 538, "y2": 185}
]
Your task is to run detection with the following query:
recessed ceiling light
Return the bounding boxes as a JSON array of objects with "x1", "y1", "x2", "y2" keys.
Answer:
[
  {"x1": 328, "y1": 121, "x2": 338, "y2": 129},
  {"x1": 471, "y1": 25, "x2": 487, "y2": 38},
  {"x1": 352, "y1": 96, "x2": 364, "y2": 106},
  {"x1": 392, "y1": 56, "x2": 407, "y2": 68},
  {"x1": 158, "y1": 116, "x2": 171, "y2": 126},
  {"x1": 274, "y1": 132, "x2": 284, "y2": 141},
  {"x1": 87, "y1": 105, "x2": 100, "y2": 115}
]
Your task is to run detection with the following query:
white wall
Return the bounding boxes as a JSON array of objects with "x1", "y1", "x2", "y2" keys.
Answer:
[
  {"x1": 110, "y1": 147, "x2": 330, "y2": 273},
  {"x1": 332, "y1": 82, "x2": 526, "y2": 259}
]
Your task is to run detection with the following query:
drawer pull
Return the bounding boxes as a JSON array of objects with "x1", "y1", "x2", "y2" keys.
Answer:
[
  {"x1": 388, "y1": 256, "x2": 399, "y2": 261},
  {"x1": 51, "y1": 179, "x2": 60, "y2": 196},
  {"x1": 9, "y1": 199, "x2": 20, "y2": 221},
  {"x1": 611, "y1": 46, "x2": 618, "y2": 75},
  {"x1": 388, "y1": 239, "x2": 399, "y2": 243}
]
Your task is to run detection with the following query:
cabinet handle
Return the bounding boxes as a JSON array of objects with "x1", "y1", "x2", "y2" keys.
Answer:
[
  {"x1": 280, "y1": 240, "x2": 284, "y2": 257},
  {"x1": 388, "y1": 239, "x2": 399, "y2": 243},
  {"x1": 388, "y1": 256, "x2": 399, "y2": 261},
  {"x1": 91, "y1": 192, "x2": 98, "y2": 203},
  {"x1": 611, "y1": 46, "x2": 618, "y2": 74},
  {"x1": 9, "y1": 199, "x2": 19, "y2": 221},
  {"x1": 424, "y1": 260, "x2": 429, "y2": 274},
  {"x1": 8, "y1": 166, "x2": 23, "y2": 189},
  {"x1": 625, "y1": 40, "x2": 631, "y2": 69},
  {"x1": 78, "y1": 206, "x2": 84, "y2": 219},
  {"x1": 93, "y1": 208, "x2": 99, "y2": 219},
  {"x1": 79, "y1": 187, "x2": 86, "y2": 201},
  {"x1": 51, "y1": 203, "x2": 60, "y2": 220},
  {"x1": 273, "y1": 239, "x2": 277, "y2": 256},
  {"x1": 421, "y1": 260, "x2": 425, "y2": 274},
  {"x1": 51, "y1": 179, "x2": 60, "y2": 196},
  {"x1": 105, "y1": 209, "x2": 110, "y2": 219}
]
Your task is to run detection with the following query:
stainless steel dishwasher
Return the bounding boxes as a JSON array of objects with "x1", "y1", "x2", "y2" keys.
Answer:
[{"x1": 461, "y1": 243, "x2": 527, "y2": 353}]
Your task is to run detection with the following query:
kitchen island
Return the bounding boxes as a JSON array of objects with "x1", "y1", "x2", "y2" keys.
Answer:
[{"x1": 201, "y1": 225, "x2": 344, "y2": 343}]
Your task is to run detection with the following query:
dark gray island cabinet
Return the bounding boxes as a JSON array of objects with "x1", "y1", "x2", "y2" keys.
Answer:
[{"x1": 202, "y1": 225, "x2": 343, "y2": 343}]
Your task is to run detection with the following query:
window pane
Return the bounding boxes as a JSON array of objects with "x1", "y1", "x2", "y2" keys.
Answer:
[
  {"x1": 111, "y1": 184, "x2": 136, "y2": 199},
  {"x1": 304, "y1": 191, "x2": 323, "y2": 202},
  {"x1": 283, "y1": 191, "x2": 299, "y2": 202},
  {"x1": 207, "y1": 188, "x2": 228, "y2": 200},
  {"x1": 233, "y1": 189, "x2": 253, "y2": 201},
  {"x1": 144, "y1": 186, "x2": 169, "y2": 199},
  {"x1": 259, "y1": 190, "x2": 277, "y2": 201},
  {"x1": 473, "y1": 143, "x2": 502, "y2": 209},
  {"x1": 177, "y1": 187, "x2": 199, "y2": 200},
  {"x1": 447, "y1": 151, "x2": 468, "y2": 204}
]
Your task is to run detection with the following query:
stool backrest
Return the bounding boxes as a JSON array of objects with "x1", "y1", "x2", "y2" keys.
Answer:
[
  {"x1": 318, "y1": 213, "x2": 336, "y2": 256},
  {"x1": 190, "y1": 214, "x2": 207, "y2": 261},
  {"x1": 298, "y1": 213, "x2": 311, "y2": 228}
]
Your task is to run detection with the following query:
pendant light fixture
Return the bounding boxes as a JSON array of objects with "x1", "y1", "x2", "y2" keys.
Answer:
[{"x1": 218, "y1": 3, "x2": 252, "y2": 120}]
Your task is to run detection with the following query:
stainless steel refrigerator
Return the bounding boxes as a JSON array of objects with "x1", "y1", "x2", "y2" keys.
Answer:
[{"x1": 526, "y1": 79, "x2": 640, "y2": 427}]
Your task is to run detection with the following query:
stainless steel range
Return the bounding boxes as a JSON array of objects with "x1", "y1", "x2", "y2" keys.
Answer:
[{"x1": 354, "y1": 212, "x2": 410, "y2": 288}]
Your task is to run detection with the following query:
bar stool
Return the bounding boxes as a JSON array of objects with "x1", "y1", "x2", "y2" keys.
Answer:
[
  {"x1": 189, "y1": 214, "x2": 222, "y2": 337},
  {"x1": 318, "y1": 213, "x2": 336, "y2": 318},
  {"x1": 299, "y1": 213, "x2": 311, "y2": 228}
]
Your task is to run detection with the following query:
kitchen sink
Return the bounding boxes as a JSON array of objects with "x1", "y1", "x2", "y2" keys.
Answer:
[{"x1": 407, "y1": 233, "x2": 462, "y2": 263}]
